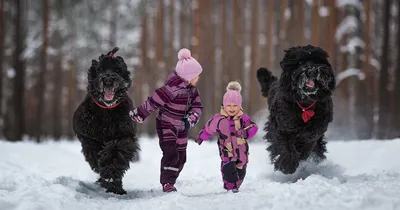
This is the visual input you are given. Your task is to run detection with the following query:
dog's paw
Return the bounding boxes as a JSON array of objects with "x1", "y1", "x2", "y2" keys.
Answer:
[
  {"x1": 101, "y1": 178, "x2": 127, "y2": 195},
  {"x1": 275, "y1": 151, "x2": 300, "y2": 174},
  {"x1": 106, "y1": 187, "x2": 127, "y2": 195}
]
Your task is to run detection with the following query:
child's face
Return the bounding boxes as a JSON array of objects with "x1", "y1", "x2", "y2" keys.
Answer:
[
  {"x1": 190, "y1": 75, "x2": 200, "y2": 86},
  {"x1": 224, "y1": 104, "x2": 240, "y2": 116}
]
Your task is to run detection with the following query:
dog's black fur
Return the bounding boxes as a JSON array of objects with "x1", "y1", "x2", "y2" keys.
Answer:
[
  {"x1": 256, "y1": 45, "x2": 336, "y2": 174},
  {"x1": 73, "y1": 47, "x2": 140, "y2": 194}
]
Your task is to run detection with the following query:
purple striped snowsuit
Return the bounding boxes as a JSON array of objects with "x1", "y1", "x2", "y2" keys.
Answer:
[
  {"x1": 198, "y1": 109, "x2": 258, "y2": 190},
  {"x1": 136, "y1": 71, "x2": 203, "y2": 185}
]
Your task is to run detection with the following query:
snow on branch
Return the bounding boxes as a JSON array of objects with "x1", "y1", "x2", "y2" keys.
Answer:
[
  {"x1": 336, "y1": 68, "x2": 366, "y2": 87},
  {"x1": 340, "y1": 37, "x2": 365, "y2": 55},
  {"x1": 335, "y1": 16, "x2": 359, "y2": 41},
  {"x1": 336, "y1": 0, "x2": 364, "y2": 10}
]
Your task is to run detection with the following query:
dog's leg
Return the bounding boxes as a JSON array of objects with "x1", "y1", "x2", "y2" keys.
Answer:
[
  {"x1": 79, "y1": 136, "x2": 102, "y2": 174},
  {"x1": 310, "y1": 135, "x2": 327, "y2": 164},
  {"x1": 296, "y1": 141, "x2": 317, "y2": 161},
  {"x1": 97, "y1": 138, "x2": 139, "y2": 195},
  {"x1": 267, "y1": 135, "x2": 300, "y2": 174}
]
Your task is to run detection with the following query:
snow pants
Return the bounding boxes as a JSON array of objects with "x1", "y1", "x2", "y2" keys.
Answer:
[
  {"x1": 221, "y1": 161, "x2": 247, "y2": 190},
  {"x1": 156, "y1": 119, "x2": 188, "y2": 185}
]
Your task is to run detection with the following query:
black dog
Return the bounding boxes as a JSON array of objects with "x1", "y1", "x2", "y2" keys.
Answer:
[
  {"x1": 256, "y1": 45, "x2": 336, "y2": 174},
  {"x1": 73, "y1": 47, "x2": 140, "y2": 194}
]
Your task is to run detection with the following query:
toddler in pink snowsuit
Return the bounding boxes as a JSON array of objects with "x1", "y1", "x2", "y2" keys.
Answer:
[
  {"x1": 130, "y1": 48, "x2": 203, "y2": 192},
  {"x1": 195, "y1": 81, "x2": 258, "y2": 193}
]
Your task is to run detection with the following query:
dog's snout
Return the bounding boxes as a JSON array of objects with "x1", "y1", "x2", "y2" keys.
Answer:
[
  {"x1": 308, "y1": 68, "x2": 318, "y2": 77},
  {"x1": 104, "y1": 77, "x2": 113, "y2": 86}
]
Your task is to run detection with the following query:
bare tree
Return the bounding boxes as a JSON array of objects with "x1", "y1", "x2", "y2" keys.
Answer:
[
  {"x1": 109, "y1": 0, "x2": 117, "y2": 48},
  {"x1": 355, "y1": 0, "x2": 374, "y2": 139},
  {"x1": 377, "y1": 0, "x2": 392, "y2": 139},
  {"x1": 327, "y1": 0, "x2": 338, "y2": 70},
  {"x1": 136, "y1": 11, "x2": 148, "y2": 134},
  {"x1": 10, "y1": 0, "x2": 26, "y2": 141},
  {"x1": 394, "y1": 0, "x2": 400, "y2": 137},
  {"x1": 264, "y1": 0, "x2": 275, "y2": 69},
  {"x1": 0, "y1": 0, "x2": 4, "y2": 137},
  {"x1": 220, "y1": 0, "x2": 228, "y2": 96},
  {"x1": 35, "y1": 0, "x2": 49, "y2": 142},
  {"x1": 249, "y1": 0, "x2": 260, "y2": 115},
  {"x1": 311, "y1": 0, "x2": 319, "y2": 46},
  {"x1": 52, "y1": 29, "x2": 63, "y2": 140}
]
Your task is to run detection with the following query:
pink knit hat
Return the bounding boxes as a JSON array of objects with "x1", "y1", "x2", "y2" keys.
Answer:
[
  {"x1": 175, "y1": 48, "x2": 203, "y2": 81},
  {"x1": 223, "y1": 81, "x2": 242, "y2": 108}
]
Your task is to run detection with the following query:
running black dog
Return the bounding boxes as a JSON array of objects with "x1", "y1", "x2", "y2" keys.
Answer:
[
  {"x1": 256, "y1": 45, "x2": 336, "y2": 174},
  {"x1": 73, "y1": 47, "x2": 140, "y2": 194}
]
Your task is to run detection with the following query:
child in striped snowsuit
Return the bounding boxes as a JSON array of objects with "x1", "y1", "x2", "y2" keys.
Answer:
[
  {"x1": 130, "y1": 48, "x2": 203, "y2": 192},
  {"x1": 195, "y1": 81, "x2": 258, "y2": 193}
]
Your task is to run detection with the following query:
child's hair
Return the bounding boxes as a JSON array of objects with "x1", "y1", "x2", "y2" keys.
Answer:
[{"x1": 223, "y1": 81, "x2": 242, "y2": 108}]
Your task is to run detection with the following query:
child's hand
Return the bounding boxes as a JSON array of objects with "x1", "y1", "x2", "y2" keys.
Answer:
[
  {"x1": 235, "y1": 128, "x2": 248, "y2": 139},
  {"x1": 194, "y1": 137, "x2": 203, "y2": 145},
  {"x1": 129, "y1": 109, "x2": 143, "y2": 123},
  {"x1": 182, "y1": 112, "x2": 200, "y2": 131}
]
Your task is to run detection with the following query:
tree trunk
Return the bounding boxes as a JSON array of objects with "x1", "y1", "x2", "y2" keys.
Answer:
[
  {"x1": 311, "y1": 0, "x2": 319, "y2": 46},
  {"x1": 205, "y1": 0, "x2": 216, "y2": 116},
  {"x1": 249, "y1": 0, "x2": 259, "y2": 116},
  {"x1": 67, "y1": 58, "x2": 77, "y2": 139},
  {"x1": 155, "y1": 0, "x2": 165, "y2": 76},
  {"x1": 179, "y1": 0, "x2": 189, "y2": 47},
  {"x1": 0, "y1": 0, "x2": 4, "y2": 137},
  {"x1": 264, "y1": 0, "x2": 275, "y2": 69},
  {"x1": 109, "y1": 1, "x2": 117, "y2": 48},
  {"x1": 52, "y1": 30, "x2": 63, "y2": 140},
  {"x1": 191, "y1": 0, "x2": 200, "y2": 59},
  {"x1": 168, "y1": 0, "x2": 175, "y2": 72},
  {"x1": 377, "y1": 0, "x2": 392, "y2": 139},
  {"x1": 220, "y1": 0, "x2": 228, "y2": 95},
  {"x1": 10, "y1": 0, "x2": 25, "y2": 141},
  {"x1": 355, "y1": 0, "x2": 373, "y2": 139},
  {"x1": 394, "y1": 0, "x2": 400, "y2": 138},
  {"x1": 189, "y1": 0, "x2": 202, "y2": 138},
  {"x1": 297, "y1": 0, "x2": 305, "y2": 46},
  {"x1": 231, "y1": 0, "x2": 244, "y2": 84},
  {"x1": 35, "y1": 0, "x2": 49, "y2": 142},
  {"x1": 276, "y1": 0, "x2": 287, "y2": 69},
  {"x1": 327, "y1": 0, "x2": 338, "y2": 70},
  {"x1": 137, "y1": 13, "x2": 148, "y2": 135}
]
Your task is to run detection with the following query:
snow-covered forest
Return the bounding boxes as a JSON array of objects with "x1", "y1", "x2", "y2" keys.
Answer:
[{"x1": 0, "y1": 0, "x2": 399, "y2": 142}]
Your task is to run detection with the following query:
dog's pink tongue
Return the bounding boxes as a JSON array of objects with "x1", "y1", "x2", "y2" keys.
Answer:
[
  {"x1": 104, "y1": 89, "x2": 114, "y2": 101},
  {"x1": 306, "y1": 80, "x2": 315, "y2": 88}
]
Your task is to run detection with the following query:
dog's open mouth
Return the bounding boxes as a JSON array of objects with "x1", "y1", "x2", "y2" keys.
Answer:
[
  {"x1": 306, "y1": 80, "x2": 315, "y2": 88},
  {"x1": 103, "y1": 88, "x2": 115, "y2": 101}
]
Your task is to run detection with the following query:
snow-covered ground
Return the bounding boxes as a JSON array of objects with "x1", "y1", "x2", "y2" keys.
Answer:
[{"x1": 0, "y1": 137, "x2": 400, "y2": 210}]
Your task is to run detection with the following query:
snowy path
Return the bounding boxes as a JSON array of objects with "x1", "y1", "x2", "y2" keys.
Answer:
[{"x1": 0, "y1": 138, "x2": 400, "y2": 210}]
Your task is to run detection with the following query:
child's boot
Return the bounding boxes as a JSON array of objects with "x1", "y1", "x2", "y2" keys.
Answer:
[
  {"x1": 162, "y1": 183, "x2": 177, "y2": 192},
  {"x1": 231, "y1": 188, "x2": 239, "y2": 193}
]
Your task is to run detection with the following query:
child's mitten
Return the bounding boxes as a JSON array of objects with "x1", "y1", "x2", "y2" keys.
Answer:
[
  {"x1": 129, "y1": 109, "x2": 144, "y2": 123},
  {"x1": 182, "y1": 111, "x2": 200, "y2": 131},
  {"x1": 194, "y1": 136, "x2": 203, "y2": 145}
]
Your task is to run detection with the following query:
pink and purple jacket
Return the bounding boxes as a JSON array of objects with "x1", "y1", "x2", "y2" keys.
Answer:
[
  {"x1": 198, "y1": 108, "x2": 258, "y2": 168},
  {"x1": 136, "y1": 71, "x2": 203, "y2": 133}
]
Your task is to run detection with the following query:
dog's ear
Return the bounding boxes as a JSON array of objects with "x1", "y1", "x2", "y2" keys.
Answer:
[
  {"x1": 328, "y1": 67, "x2": 336, "y2": 91},
  {"x1": 88, "y1": 59, "x2": 99, "y2": 82},
  {"x1": 124, "y1": 81, "x2": 131, "y2": 88},
  {"x1": 280, "y1": 46, "x2": 303, "y2": 73}
]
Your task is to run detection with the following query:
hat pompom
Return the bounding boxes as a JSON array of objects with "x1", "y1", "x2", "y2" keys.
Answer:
[
  {"x1": 226, "y1": 81, "x2": 242, "y2": 92},
  {"x1": 178, "y1": 48, "x2": 191, "y2": 60}
]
